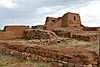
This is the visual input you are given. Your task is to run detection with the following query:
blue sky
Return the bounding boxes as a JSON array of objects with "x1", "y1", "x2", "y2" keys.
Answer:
[{"x1": 0, "y1": 0, "x2": 100, "y2": 29}]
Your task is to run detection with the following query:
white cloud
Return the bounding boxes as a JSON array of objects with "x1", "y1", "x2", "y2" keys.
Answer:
[
  {"x1": 0, "y1": 0, "x2": 100, "y2": 29},
  {"x1": 40, "y1": 0, "x2": 100, "y2": 27},
  {"x1": 69, "y1": 0, "x2": 100, "y2": 27},
  {"x1": 0, "y1": 0, "x2": 18, "y2": 8},
  {"x1": 36, "y1": 6, "x2": 66, "y2": 14}
]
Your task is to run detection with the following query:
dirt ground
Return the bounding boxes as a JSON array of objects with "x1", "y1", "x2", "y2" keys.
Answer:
[{"x1": 0, "y1": 52, "x2": 52, "y2": 67}]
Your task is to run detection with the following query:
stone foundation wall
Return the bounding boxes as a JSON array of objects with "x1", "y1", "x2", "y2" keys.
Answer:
[
  {"x1": 72, "y1": 34, "x2": 98, "y2": 41},
  {"x1": 69, "y1": 31, "x2": 98, "y2": 41},
  {"x1": 0, "y1": 42, "x2": 98, "y2": 67}
]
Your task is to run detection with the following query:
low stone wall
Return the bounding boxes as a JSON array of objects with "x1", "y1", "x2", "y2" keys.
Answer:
[
  {"x1": 0, "y1": 42, "x2": 99, "y2": 67},
  {"x1": 72, "y1": 34, "x2": 98, "y2": 41}
]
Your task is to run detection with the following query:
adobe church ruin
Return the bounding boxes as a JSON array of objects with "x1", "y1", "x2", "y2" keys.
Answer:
[
  {"x1": 45, "y1": 12, "x2": 81, "y2": 30},
  {"x1": 0, "y1": 12, "x2": 100, "y2": 41},
  {"x1": 43, "y1": 12, "x2": 100, "y2": 41},
  {"x1": 44, "y1": 12, "x2": 100, "y2": 40}
]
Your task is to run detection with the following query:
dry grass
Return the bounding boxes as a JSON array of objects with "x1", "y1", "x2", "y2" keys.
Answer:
[
  {"x1": 57, "y1": 38, "x2": 99, "y2": 54},
  {"x1": 0, "y1": 52, "x2": 51, "y2": 67}
]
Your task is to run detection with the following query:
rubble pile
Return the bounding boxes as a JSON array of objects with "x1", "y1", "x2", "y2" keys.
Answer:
[
  {"x1": 24, "y1": 29, "x2": 57, "y2": 40},
  {"x1": 23, "y1": 29, "x2": 58, "y2": 45}
]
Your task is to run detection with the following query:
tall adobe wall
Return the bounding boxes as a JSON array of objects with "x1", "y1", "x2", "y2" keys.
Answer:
[
  {"x1": 51, "y1": 17, "x2": 63, "y2": 29},
  {"x1": 45, "y1": 12, "x2": 82, "y2": 31},
  {"x1": 0, "y1": 31, "x2": 15, "y2": 40},
  {"x1": 45, "y1": 17, "x2": 58, "y2": 26},
  {"x1": 4, "y1": 26, "x2": 30, "y2": 38},
  {"x1": 45, "y1": 17, "x2": 64, "y2": 30},
  {"x1": 62, "y1": 12, "x2": 81, "y2": 28},
  {"x1": 45, "y1": 17, "x2": 58, "y2": 30}
]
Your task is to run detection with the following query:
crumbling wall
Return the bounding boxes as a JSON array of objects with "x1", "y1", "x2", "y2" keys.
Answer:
[
  {"x1": 45, "y1": 17, "x2": 58, "y2": 26},
  {"x1": 4, "y1": 26, "x2": 30, "y2": 38},
  {"x1": 50, "y1": 18, "x2": 63, "y2": 30},
  {"x1": 0, "y1": 42, "x2": 99, "y2": 66},
  {"x1": 24, "y1": 29, "x2": 57, "y2": 40},
  {"x1": 45, "y1": 17, "x2": 64, "y2": 30},
  {"x1": 0, "y1": 31, "x2": 15, "y2": 40},
  {"x1": 70, "y1": 31, "x2": 98, "y2": 41}
]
